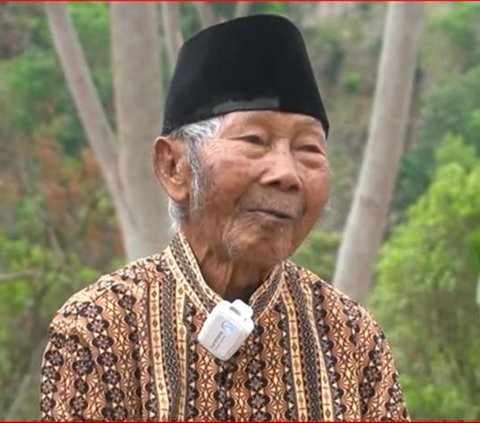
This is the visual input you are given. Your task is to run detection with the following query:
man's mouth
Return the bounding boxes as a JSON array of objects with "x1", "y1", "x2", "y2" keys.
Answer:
[{"x1": 247, "y1": 208, "x2": 297, "y2": 221}]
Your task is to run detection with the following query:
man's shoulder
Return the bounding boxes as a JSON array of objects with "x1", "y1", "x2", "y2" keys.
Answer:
[
  {"x1": 50, "y1": 253, "x2": 163, "y2": 331},
  {"x1": 286, "y1": 260, "x2": 356, "y2": 306},
  {"x1": 286, "y1": 261, "x2": 380, "y2": 332}
]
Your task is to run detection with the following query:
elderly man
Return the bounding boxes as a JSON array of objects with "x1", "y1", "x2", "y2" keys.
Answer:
[{"x1": 40, "y1": 15, "x2": 408, "y2": 421}]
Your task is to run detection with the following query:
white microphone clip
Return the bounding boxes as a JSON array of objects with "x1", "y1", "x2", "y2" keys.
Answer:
[{"x1": 198, "y1": 299, "x2": 254, "y2": 361}]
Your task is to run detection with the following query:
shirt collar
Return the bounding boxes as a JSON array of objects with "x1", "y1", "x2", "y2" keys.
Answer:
[{"x1": 165, "y1": 230, "x2": 286, "y2": 319}]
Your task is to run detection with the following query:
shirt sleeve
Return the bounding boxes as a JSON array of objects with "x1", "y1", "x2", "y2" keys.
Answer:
[
  {"x1": 359, "y1": 320, "x2": 410, "y2": 421},
  {"x1": 40, "y1": 315, "x2": 104, "y2": 420},
  {"x1": 40, "y1": 275, "x2": 153, "y2": 421}
]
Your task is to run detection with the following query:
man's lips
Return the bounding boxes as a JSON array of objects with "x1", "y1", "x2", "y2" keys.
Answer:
[{"x1": 246, "y1": 208, "x2": 298, "y2": 220}]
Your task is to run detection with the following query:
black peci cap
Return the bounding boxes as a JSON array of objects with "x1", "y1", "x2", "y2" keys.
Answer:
[{"x1": 161, "y1": 14, "x2": 329, "y2": 136}]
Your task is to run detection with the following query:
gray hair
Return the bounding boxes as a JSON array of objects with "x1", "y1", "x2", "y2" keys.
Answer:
[{"x1": 165, "y1": 116, "x2": 223, "y2": 231}]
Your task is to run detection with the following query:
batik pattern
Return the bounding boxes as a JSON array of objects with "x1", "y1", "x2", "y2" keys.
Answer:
[{"x1": 40, "y1": 232, "x2": 409, "y2": 421}]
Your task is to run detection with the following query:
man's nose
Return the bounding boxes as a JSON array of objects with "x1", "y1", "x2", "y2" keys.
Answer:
[{"x1": 259, "y1": 148, "x2": 301, "y2": 192}]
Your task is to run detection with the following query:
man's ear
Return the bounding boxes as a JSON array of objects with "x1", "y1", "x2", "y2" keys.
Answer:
[{"x1": 153, "y1": 136, "x2": 190, "y2": 203}]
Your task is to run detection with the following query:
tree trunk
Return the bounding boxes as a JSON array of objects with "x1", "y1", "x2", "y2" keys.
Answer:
[
  {"x1": 333, "y1": 3, "x2": 424, "y2": 302},
  {"x1": 45, "y1": 3, "x2": 122, "y2": 210},
  {"x1": 194, "y1": 2, "x2": 215, "y2": 28},
  {"x1": 161, "y1": 2, "x2": 183, "y2": 72},
  {"x1": 111, "y1": 3, "x2": 170, "y2": 260},
  {"x1": 46, "y1": 3, "x2": 170, "y2": 260},
  {"x1": 314, "y1": 2, "x2": 358, "y2": 22},
  {"x1": 234, "y1": 2, "x2": 250, "y2": 19}
]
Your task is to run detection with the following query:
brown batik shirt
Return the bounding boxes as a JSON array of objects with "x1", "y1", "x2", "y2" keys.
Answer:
[{"x1": 40, "y1": 231, "x2": 409, "y2": 421}]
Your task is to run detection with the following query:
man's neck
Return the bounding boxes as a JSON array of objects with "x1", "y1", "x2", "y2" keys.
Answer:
[{"x1": 181, "y1": 228, "x2": 275, "y2": 302}]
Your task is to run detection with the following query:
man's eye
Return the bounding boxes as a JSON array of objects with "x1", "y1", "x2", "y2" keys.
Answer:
[
  {"x1": 240, "y1": 135, "x2": 265, "y2": 145},
  {"x1": 299, "y1": 144, "x2": 322, "y2": 153}
]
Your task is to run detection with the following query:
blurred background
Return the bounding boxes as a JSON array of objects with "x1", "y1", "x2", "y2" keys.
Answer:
[{"x1": 0, "y1": 2, "x2": 479, "y2": 419}]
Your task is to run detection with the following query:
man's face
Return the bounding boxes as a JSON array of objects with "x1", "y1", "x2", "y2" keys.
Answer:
[{"x1": 186, "y1": 110, "x2": 330, "y2": 266}]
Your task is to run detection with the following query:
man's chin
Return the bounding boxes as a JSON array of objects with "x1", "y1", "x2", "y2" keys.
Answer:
[{"x1": 223, "y1": 234, "x2": 292, "y2": 265}]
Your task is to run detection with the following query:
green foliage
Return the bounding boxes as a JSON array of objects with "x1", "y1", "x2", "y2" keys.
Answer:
[
  {"x1": 342, "y1": 71, "x2": 362, "y2": 94},
  {"x1": 8, "y1": 47, "x2": 66, "y2": 132},
  {"x1": 0, "y1": 229, "x2": 101, "y2": 419},
  {"x1": 430, "y1": 3, "x2": 480, "y2": 45},
  {"x1": 419, "y1": 65, "x2": 480, "y2": 151},
  {"x1": 249, "y1": 2, "x2": 289, "y2": 16},
  {"x1": 69, "y1": 3, "x2": 113, "y2": 130},
  {"x1": 0, "y1": 5, "x2": 118, "y2": 418},
  {"x1": 395, "y1": 65, "x2": 480, "y2": 212},
  {"x1": 306, "y1": 22, "x2": 346, "y2": 85},
  {"x1": 428, "y1": 3, "x2": 480, "y2": 71},
  {"x1": 370, "y1": 136, "x2": 480, "y2": 419},
  {"x1": 0, "y1": 140, "x2": 119, "y2": 417},
  {"x1": 293, "y1": 227, "x2": 340, "y2": 282},
  {"x1": 395, "y1": 4, "x2": 480, "y2": 215},
  {"x1": 1, "y1": 3, "x2": 111, "y2": 155},
  {"x1": 434, "y1": 133, "x2": 478, "y2": 169},
  {"x1": 466, "y1": 230, "x2": 480, "y2": 275},
  {"x1": 69, "y1": 3, "x2": 110, "y2": 60}
]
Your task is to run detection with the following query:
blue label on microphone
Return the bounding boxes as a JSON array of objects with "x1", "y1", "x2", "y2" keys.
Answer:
[{"x1": 221, "y1": 320, "x2": 235, "y2": 335}]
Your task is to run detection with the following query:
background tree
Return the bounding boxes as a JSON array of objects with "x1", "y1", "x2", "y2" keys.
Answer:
[
  {"x1": 194, "y1": 2, "x2": 215, "y2": 28},
  {"x1": 333, "y1": 2, "x2": 425, "y2": 301},
  {"x1": 0, "y1": 5, "x2": 119, "y2": 417},
  {"x1": 161, "y1": 2, "x2": 183, "y2": 72},
  {"x1": 46, "y1": 3, "x2": 168, "y2": 261},
  {"x1": 369, "y1": 135, "x2": 480, "y2": 419}
]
